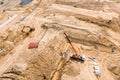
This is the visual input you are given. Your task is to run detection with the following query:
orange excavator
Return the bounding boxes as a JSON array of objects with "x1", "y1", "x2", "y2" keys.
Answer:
[{"x1": 64, "y1": 32, "x2": 85, "y2": 62}]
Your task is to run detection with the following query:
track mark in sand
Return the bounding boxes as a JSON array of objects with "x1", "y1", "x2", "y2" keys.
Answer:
[
  {"x1": 0, "y1": 45, "x2": 23, "y2": 75},
  {"x1": 100, "y1": 54, "x2": 114, "y2": 80}
]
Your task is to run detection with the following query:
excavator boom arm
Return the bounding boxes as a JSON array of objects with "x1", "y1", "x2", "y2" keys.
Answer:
[{"x1": 64, "y1": 33, "x2": 78, "y2": 56}]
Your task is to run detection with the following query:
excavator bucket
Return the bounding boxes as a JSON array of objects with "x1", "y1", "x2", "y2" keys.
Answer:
[{"x1": 28, "y1": 42, "x2": 39, "y2": 49}]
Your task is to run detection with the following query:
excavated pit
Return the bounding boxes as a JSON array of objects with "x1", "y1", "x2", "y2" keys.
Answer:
[
  {"x1": 0, "y1": 0, "x2": 120, "y2": 80},
  {"x1": 1, "y1": 27, "x2": 119, "y2": 80},
  {"x1": 0, "y1": 29, "x2": 68, "y2": 80}
]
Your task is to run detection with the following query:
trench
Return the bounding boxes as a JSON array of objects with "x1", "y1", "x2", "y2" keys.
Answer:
[
  {"x1": 1, "y1": 28, "x2": 119, "y2": 80},
  {"x1": 50, "y1": 56, "x2": 69, "y2": 80},
  {"x1": 50, "y1": 49, "x2": 70, "y2": 80}
]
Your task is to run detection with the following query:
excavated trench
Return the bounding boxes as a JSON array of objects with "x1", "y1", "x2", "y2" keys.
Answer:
[
  {"x1": 55, "y1": 0, "x2": 105, "y2": 11},
  {"x1": 20, "y1": 0, "x2": 33, "y2": 6}
]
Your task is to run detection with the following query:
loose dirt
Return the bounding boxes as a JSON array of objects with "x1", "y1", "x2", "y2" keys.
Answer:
[{"x1": 0, "y1": 0, "x2": 120, "y2": 80}]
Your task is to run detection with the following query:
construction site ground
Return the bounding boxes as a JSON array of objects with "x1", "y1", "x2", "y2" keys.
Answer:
[{"x1": 0, "y1": 0, "x2": 120, "y2": 80}]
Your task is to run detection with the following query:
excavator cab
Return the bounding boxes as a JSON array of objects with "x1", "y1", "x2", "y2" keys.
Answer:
[
  {"x1": 70, "y1": 54, "x2": 86, "y2": 62},
  {"x1": 80, "y1": 55, "x2": 86, "y2": 62}
]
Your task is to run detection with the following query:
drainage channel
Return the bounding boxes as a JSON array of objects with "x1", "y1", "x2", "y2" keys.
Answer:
[{"x1": 50, "y1": 43, "x2": 70, "y2": 80}]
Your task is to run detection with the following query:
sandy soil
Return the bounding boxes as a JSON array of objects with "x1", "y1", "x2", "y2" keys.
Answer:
[{"x1": 0, "y1": 0, "x2": 120, "y2": 80}]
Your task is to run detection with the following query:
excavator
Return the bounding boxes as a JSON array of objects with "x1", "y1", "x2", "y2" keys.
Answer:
[
  {"x1": 21, "y1": 26, "x2": 35, "y2": 34},
  {"x1": 64, "y1": 32, "x2": 85, "y2": 62}
]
